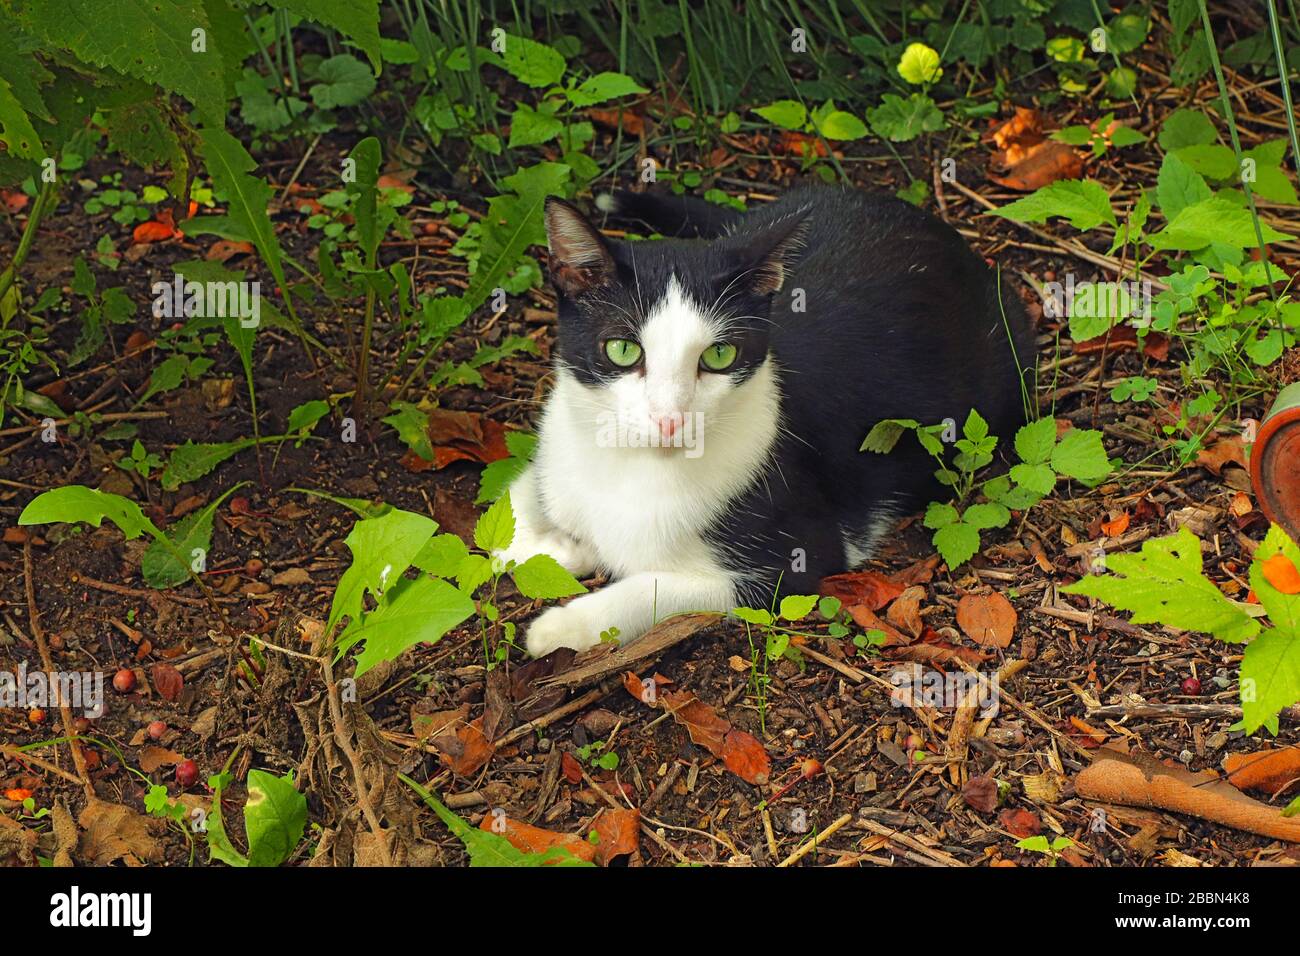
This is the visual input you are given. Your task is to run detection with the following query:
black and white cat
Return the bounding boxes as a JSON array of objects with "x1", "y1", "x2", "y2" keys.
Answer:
[{"x1": 497, "y1": 185, "x2": 1033, "y2": 656}]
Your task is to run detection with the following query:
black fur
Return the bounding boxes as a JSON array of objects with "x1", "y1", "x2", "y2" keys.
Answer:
[{"x1": 548, "y1": 185, "x2": 1035, "y2": 604}]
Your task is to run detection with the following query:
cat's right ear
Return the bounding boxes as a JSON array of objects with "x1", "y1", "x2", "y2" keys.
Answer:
[{"x1": 545, "y1": 197, "x2": 615, "y2": 296}]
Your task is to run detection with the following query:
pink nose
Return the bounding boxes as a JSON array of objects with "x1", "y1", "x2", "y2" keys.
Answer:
[{"x1": 656, "y1": 415, "x2": 678, "y2": 439}]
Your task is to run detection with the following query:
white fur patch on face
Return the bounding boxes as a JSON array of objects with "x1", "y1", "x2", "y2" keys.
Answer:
[{"x1": 605, "y1": 276, "x2": 733, "y2": 452}]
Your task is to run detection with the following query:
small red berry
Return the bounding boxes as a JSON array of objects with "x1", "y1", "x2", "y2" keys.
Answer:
[
  {"x1": 112, "y1": 668, "x2": 136, "y2": 693},
  {"x1": 83, "y1": 748, "x2": 100, "y2": 770},
  {"x1": 147, "y1": 720, "x2": 167, "y2": 740},
  {"x1": 28, "y1": 708, "x2": 46, "y2": 725},
  {"x1": 1181, "y1": 677, "x2": 1202, "y2": 696},
  {"x1": 175, "y1": 759, "x2": 198, "y2": 788}
]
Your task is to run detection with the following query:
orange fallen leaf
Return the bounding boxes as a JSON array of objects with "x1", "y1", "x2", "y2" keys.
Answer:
[
  {"x1": 133, "y1": 219, "x2": 177, "y2": 243},
  {"x1": 399, "y1": 408, "x2": 511, "y2": 473},
  {"x1": 845, "y1": 604, "x2": 910, "y2": 645},
  {"x1": 138, "y1": 746, "x2": 184, "y2": 773},
  {"x1": 1000, "y1": 808, "x2": 1041, "y2": 838},
  {"x1": 721, "y1": 729, "x2": 771, "y2": 786},
  {"x1": 377, "y1": 173, "x2": 416, "y2": 194},
  {"x1": 1100, "y1": 512, "x2": 1130, "y2": 537},
  {"x1": 2, "y1": 189, "x2": 29, "y2": 214},
  {"x1": 588, "y1": 108, "x2": 645, "y2": 136},
  {"x1": 206, "y1": 239, "x2": 255, "y2": 262},
  {"x1": 1261, "y1": 553, "x2": 1300, "y2": 595},
  {"x1": 886, "y1": 639, "x2": 989, "y2": 667},
  {"x1": 775, "y1": 130, "x2": 829, "y2": 157},
  {"x1": 1224, "y1": 747, "x2": 1300, "y2": 795},
  {"x1": 436, "y1": 716, "x2": 492, "y2": 776},
  {"x1": 478, "y1": 813, "x2": 597, "y2": 864},
  {"x1": 955, "y1": 592, "x2": 1018, "y2": 648},
  {"x1": 561, "y1": 751, "x2": 584, "y2": 784},
  {"x1": 5, "y1": 788, "x2": 35, "y2": 801},
  {"x1": 989, "y1": 139, "x2": 1085, "y2": 191},
  {"x1": 592, "y1": 808, "x2": 640, "y2": 865},
  {"x1": 820, "y1": 569, "x2": 905, "y2": 610}
]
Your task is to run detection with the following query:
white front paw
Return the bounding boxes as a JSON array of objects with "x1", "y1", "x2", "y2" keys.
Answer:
[{"x1": 524, "y1": 602, "x2": 603, "y2": 657}]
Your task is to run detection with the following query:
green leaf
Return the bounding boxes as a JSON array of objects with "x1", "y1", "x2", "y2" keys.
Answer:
[
  {"x1": 1010, "y1": 462, "x2": 1056, "y2": 496},
  {"x1": 141, "y1": 484, "x2": 244, "y2": 588},
  {"x1": 732, "y1": 607, "x2": 774, "y2": 627},
  {"x1": 1062, "y1": 527, "x2": 1260, "y2": 644},
  {"x1": 0, "y1": 76, "x2": 45, "y2": 160},
  {"x1": 1050, "y1": 429, "x2": 1112, "y2": 481},
  {"x1": 344, "y1": 136, "x2": 383, "y2": 265},
  {"x1": 508, "y1": 104, "x2": 563, "y2": 148},
  {"x1": 383, "y1": 402, "x2": 432, "y2": 462},
  {"x1": 475, "y1": 492, "x2": 515, "y2": 553},
  {"x1": 1148, "y1": 196, "x2": 1295, "y2": 250},
  {"x1": 1014, "y1": 417, "x2": 1057, "y2": 465},
  {"x1": 310, "y1": 54, "x2": 375, "y2": 109},
  {"x1": 477, "y1": 432, "x2": 537, "y2": 504},
  {"x1": 963, "y1": 503, "x2": 1010, "y2": 530},
  {"x1": 244, "y1": 769, "x2": 307, "y2": 867},
  {"x1": 328, "y1": 508, "x2": 438, "y2": 635},
  {"x1": 287, "y1": 399, "x2": 329, "y2": 434},
  {"x1": 860, "y1": 418, "x2": 919, "y2": 454},
  {"x1": 1158, "y1": 109, "x2": 1217, "y2": 151},
  {"x1": 198, "y1": 127, "x2": 291, "y2": 302},
  {"x1": 866, "y1": 93, "x2": 944, "y2": 142},
  {"x1": 347, "y1": 575, "x2": 476, "y2": 677},
  {"x1": 933, "y1": 522, "x2": 980, "y2": 568},
  {"x1": 268, "y1": 0, "x2": 382, "y2": 73},
  {"x1": 1241, "y1": 627, "x2": 1300, "y2": 735},
  {"x1": 813, "y1": 109, "x2": 868, "y2": 141},
  {"x1": 500, "y1": 35, "x2": 565, "y2": 87},
  {"x1": 160, "y1": 440, "x2": 256, "y2": 491},
  {"x1": 205, "y1": 773, "x2": 248, "y2": 867},
  {"x1": 19, "y1": 486, "x2": 154, "y2": 540},
  {"x1": 1173, "y1": 143, "x2": 1237, "y2": 179},
  {"x1": 11, "y1": 0, "x2": 227, "y2": 125},
  {"x1": 400, "y1": 774, "x2": 594, "y2": 867},
  {"x1": 897, "y1": 42, "x2": 942, "y2": 84},
  {"x1": 778, "y1": 594, "x2": 819, "y2": 621},
  {"x1": 753, "y1": 100, "x2": 806, "y2": 130},
  {"x1": 986, "y1": 180, "x2": 1116, "y2": 231},
  {"x1": 412, "y1": 533, "x2": 470, "y2": 578},
  {"x1": 1156, "y1": 151, "x2": 1211, "y2": 220},
  {"x1": 924, "y1": 502, "x2": 959, "y2": 529},
  {"x1": 511, "y1": 553, "x2": 587, "y2": 600},
  {"x1": 1250, "y1": 526, "x2": 1300, "y2": 637},
  {"x1": 565, "y1": 72, "x2": 647, "y2": 108}
]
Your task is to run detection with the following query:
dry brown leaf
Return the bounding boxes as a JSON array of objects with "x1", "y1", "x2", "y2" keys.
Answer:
[
  {"x1": 956, "y1": 592, "x2": 1018, "y2": 648},
  {"x1": 138, "y1": 746, "x2": 184, "y2": 773},
  {"x1": 1196, "y1": 436, "x2": 1248, "y2": 476},
  {"x1": 886, "y1": 585, "x2": 926, "y2": 638},
  {"x1": 151, "y1": 663, "x2": 184, "y2": 702},
  {"x1": 593, "y1": 808, "x2": 640, "y2": 865},
  {"x1": 989, "y1": 140, "x2": 1085, "y2": 190},
  {"x1": 79, "y1": 799, "x2": 163, "y2": 865},
  {"x1": 662, "y1": 690, "x2": 730, "y2": 755},
  {"x1": 271, "y1": 567, "x2": 312, "y2": 586}
]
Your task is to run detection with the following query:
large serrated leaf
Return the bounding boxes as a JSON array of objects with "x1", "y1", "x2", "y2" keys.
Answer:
[
  {"x1": 11, "y1": 0, "x2": 227, "y2": 125},
  {"x1": 1062, "y1": 527, "x2": 1260, "y2": 643},
  {"x1": 347, "y1": 575, "x2": 475, "y2": 677}
]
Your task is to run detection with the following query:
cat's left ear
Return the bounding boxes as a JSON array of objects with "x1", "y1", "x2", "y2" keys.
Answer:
[
  {"x1": 732, "y1": 208, "x2": 811, "y2": 295},
  {"x1": 544, "y1": 197, "x2": 616, "y2": 296}
]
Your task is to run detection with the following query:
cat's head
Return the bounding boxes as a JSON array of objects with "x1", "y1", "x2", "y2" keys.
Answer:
[{"x1": 542, "y1": 197, "x2": 807, "y2": 453}]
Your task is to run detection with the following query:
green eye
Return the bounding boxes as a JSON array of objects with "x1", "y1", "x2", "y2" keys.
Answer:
[
  {"x1": 604, "y1": 339, "x2": 642, "y2": 367},
  {"x1": 700, "y1": 343, "x2": 738, "y2": 371}
]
